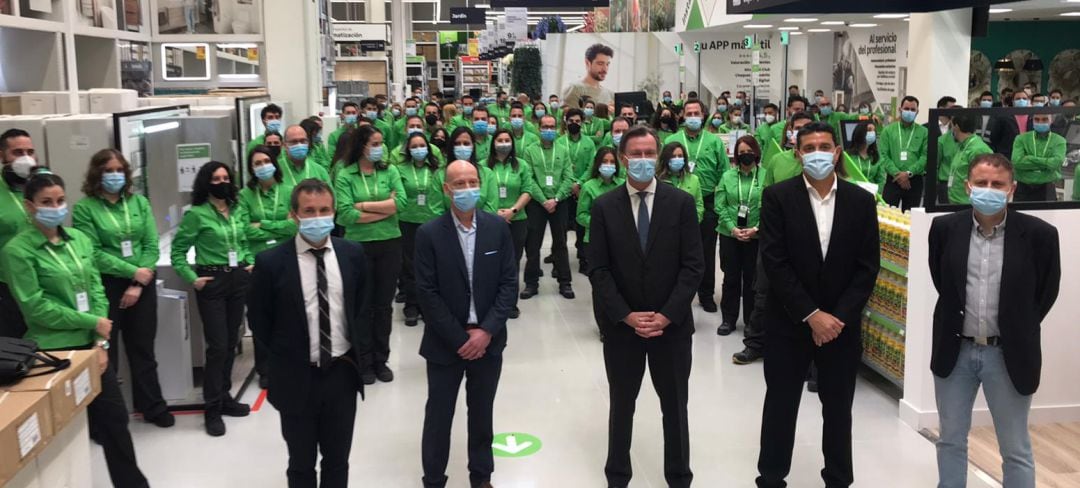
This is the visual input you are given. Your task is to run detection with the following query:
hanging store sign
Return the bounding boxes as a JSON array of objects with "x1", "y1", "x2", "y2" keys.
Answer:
[
  {"x1": 331, "y1": 23, "x2": 388, "y2": 42},
  {"x1": 450, "y1": 7, "x2": 487, "y2": 25},
  {"x1": 493, "y1": 0, "x2": 607, "y2": 6}
]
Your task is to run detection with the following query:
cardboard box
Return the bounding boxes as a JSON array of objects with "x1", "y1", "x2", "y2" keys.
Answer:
[
  {"x1": 4, "y1": 350, "x2": 102, "y2": 433},
  {"x1": 0, "y1": 391, "x2": 54, "y2": 485}
]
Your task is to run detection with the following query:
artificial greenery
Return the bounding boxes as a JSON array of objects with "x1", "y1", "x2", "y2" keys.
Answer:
[{"x1": 511, "y1": 46, "x2": 542, "y2": 101}]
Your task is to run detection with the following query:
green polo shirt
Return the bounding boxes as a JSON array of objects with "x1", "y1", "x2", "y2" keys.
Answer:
[
  {"x1": 278, "y1": 154, "x2": 332, "y2": 186},
  {"x1": 397, "y1": 162, "x2": 445, "y2": 225},
  {"x1": 309, "y1": 141, "x2": 332, "y2": 171},
  {"x1": 245, "y1": 134, "x2": 266, "y2": 159},
  {"x1": 584, "y1": 117, "x2": 611, "y2": 146},
  {"x1": 755, "y1": 121, "x2": 779, "y2": 151},
  {"x1": 556, "y1": 134, "x2": 598, "y2": 183},
  {"x1": 662, "y1": 172, "x2": 705, "y2": 222},
  {"x1": 170, "y1": 202, "x2": 254, "y2": 284},
  {"x1": 0, "y1": 178, "x2": 31, "y2": 283},
  {"x1": 238, "y1": 182, "x2": 298, "y2": 256},
  {"x1": 512, "y1": 130, "x2": 542, "y2": 156},
  {"x1": 763, "y1": 150, "x2": 803, "y2": 186},
  {"x1": 937, "y1": 131, "x2": 959, "y2": 182},
  {"x1": 718, "y1": 122, "x2": 750, "y2": 135},
  {"x1": 71, "y1": 194, "x2": 159, "y2": 280},
  {"x1": 473, "y1": 135, "x2": 493, "y2": 164},
  {"x1": 437, "y1": 164, "x2": 499, "y2": 214},
  {"x1": 334, "y1": 164, "x2": 408, "y2": 242},
  {"x1": 665, "y1": 129, "x2": 729, "y2": 196},
  {"x1": 818, "y1": 111, "x2": 858, "y2": 137},
  {"x1": 389, "y1": 144, "x2": 447, "y2": 168},
  {"x1": 1012, "y1": 131, "x2": 1066, "y2": 185},
  {"x1": 576, "y1": 175, "x2": 624, "y2": 243},
  {"x1": 523, "y1": 142, "x2": 575, "y2": 202},
  {"x1": 0, "y1": 227, "x2": 107, "y2": 349},
  {"x1": 947, "y1": 135, "x2": 994, "y2": 204},
  {"x1": 879, "y1": 121, "x2": 929, "y2": 177},
  {"x1": 483, "y1": 157, "x2": 543, "y2": 222},
  {"x1": 842, "y1": 152, "x2": 886, "y2": 195},
  {"x1": 715, "y1": 166, "x2": 766, "y2": 237}
]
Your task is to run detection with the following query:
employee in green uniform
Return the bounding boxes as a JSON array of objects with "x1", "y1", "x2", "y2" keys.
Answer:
[
  {"x1": 583, "y1": 98, "x2": 611, "y2": 146},
  {"x1": 443, "y1": 128, "x2": 499, "y2": 213},
  {"x1": 489, "y1": 91, "x2": 511, "y2": 122},
  {"x1": 245, "y1": 103, "x2": 283, "y2": 157},
  {"x1": 361, "y1": 97, "x2": 396, "y2": 149},
  {"x1": 765, "y1": 97, "x2": 808, "y2": 164},
  {"x1": 170, "y1": 161, "x2": 253, "y2": 437},
  {"x1": 947, "y1": 114, "x2": 994, "y2": 204},
  {"x1": 764, "y1": 112, "x2": 814, "y2": 186},
  {"x1": 508, "y1": 103, "x2": 541, "y2": 153},
  {"x1": 423, "y1": 103, "x2": 444, "y2": 138},
  {"x1": 393, "y1": 97, "x2": 419, "y2": 137},
  {"x1": 527, "y1": 101, "x2": 548, "y2": 137},
  {"x1": 600, "y1": 117, "x2": 632, "y2": 152},
  {"x1": 327, "y1": 101, "x2": 362, "y2": 159},
  {"x1": 879, "y1": 96, "x2": 929, "y2": 210},
  {"x1": 72, "y1": 149, "x2": 172, "y2": 428},
  {"x1": 719, "y1": 107, "x2": 750, "y2": 136},
  {"x1": 755, "y1": 103, "x2": 780, "y2": 153},
  {"x1": 263, "y1": 131, "x2": 284, "y2": 161},
  {"x1": 470, "y1": 106, "x2": 494, "y2": 164},
  {"x1": 1, "y1": 172, "x2": 149, "y2": 487},
  {"x1": 334, "y1": 125, "x2": 406, "y2": 385},
  {"x1": 522, "y1": 114, "x2": 576, "y2": 301},
  {"x1": 1012, "y1": 112, "x2": 1066, "y2": 201},
  {"x1": 715, "y1": 135, "x2": 766, "y2": 337},
  {"x1": 560, "y1": 108, "x2": 598, "y2": 266},
  {"x1": 657, "y1": 142, "x2": 704, "y2": 221},
  {"x1": 843, "y1": 122, "x2": 886, "y2": 195},
  {"x1": 576, "y1": 147, "x2": 623, "y2": 279},
  {"x1": 446, "y1": 95, "x2": 476, "y2": 133},
  {"x1": 548, "y1": 94, "x2": 564, "y2": 128},
  {"x1": 279, "y1": 125, "x2": 332, "y2": 186},
  {"x1": 707, "y1": 97, "x2": 729, "y2": 133},
  {"x1": 653, "y1": 106, "x2": 679, "y2": 141},
  {"x1": 485, "y1": 128, "x2": 541, "y2": 318},
  {"x1": 0, "y1": 128, "x2": 39, "y2": 337},
  {"x1": 933, "y1": 98, "x2": 959, "y2": 204},
  {"x1": 301, "y1": 118, "x2": 330, "y2": 171},
  {"x1": 815, "y1": 95, "x2": 857, "y2": 136},
  {"x1": 665, "y1": 99, "x2": 729, "y2": 313},
  {"x1": 397, "y1": 133, "x2": 445, "y2": 328}
]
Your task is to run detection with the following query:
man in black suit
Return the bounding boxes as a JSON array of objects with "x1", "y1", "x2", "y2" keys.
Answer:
[
  {"x1": 247, "y1": 179, "x2": 370, "y2": 488},
  {"x1": 928, "y1": 154, "x2": 1060, "y2": 488},
  {"x1": 988, "y1": 91, "x2": 1035, "y2": 159},
  {"x1": 415, "y1": 160, "x2": 518, "y2": 488},
  {"x1": 589, "y1": 125, "x2": 704, "y2": 488},
  {"x1": 755, "y1": 122, "x2": 880, "y2": 488}
]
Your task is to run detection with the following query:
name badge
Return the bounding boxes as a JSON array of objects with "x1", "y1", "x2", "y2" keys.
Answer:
[
  {"x1": 76, "y1": 292, "x2": 90, "y2": 313},
  {"x1": 228, "y1": 250, "x2": 239, "y2": 268},
  {"x1": 545, "y1": 175, "x2": 554, "y2": 187},
  {"x1": 900, "y1": 151, "x2": 909, "y2": 162},
  {"x1": 120, "y1": 240, "x2": 133, "y2": 258},
  {"x1": 688, "y1": 161, "x2": 697, "y2": 173},
  {"x1": 417, "y1": 193, "x2": 427, "y2": 206},
  {"x1": 499, "y1": 186, "x2": 508, "y2": 199},
  {"x1": 738, "y1": 205, "x2": 749, "y2": 219}
]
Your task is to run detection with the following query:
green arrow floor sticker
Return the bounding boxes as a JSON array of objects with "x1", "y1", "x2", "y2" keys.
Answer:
[{"x1": 491, "y1": 432, "x2": 542, "y2": 458}]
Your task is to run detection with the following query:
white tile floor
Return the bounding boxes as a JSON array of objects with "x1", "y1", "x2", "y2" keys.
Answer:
[{"x1": 93, "y1": 254, "x2": 995, "y2": 488}]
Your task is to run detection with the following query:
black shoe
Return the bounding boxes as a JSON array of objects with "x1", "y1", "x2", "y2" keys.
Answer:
[
  {"x1": 222, "y1": 400, "x2": 250, "y2": 417},
  {"x1": 544, "y1": 255, "x2": 554, "y2": 264},
  {"x1": 520, "y1": 286, "x2": 538, "y2": 300},
  {"x1": 145, "y1": 411, "x2": 175, "y2": 428},
  {"x1": 700, "y1": 296, "x2": 718, "y2": 313},
  {"x1": 559, "y1": 284, "x2": 575, "y2": 299},
  {"x1": 807, "y1": 379, "x2": 819, "y2": 393},
  {"x1": 394, "y1": 291, "x2": 406, "y2": 303},
  {"x1": 375, "y1": 363, "x2": 394, "y2": 383},
  {"x1": 205, "y1": 412, "x2": 225, "y2": 437},
  {"x1": 732, "y1": 347, "x2": 763, "y2": 365},
  {"x1": 361, "y1": 369, "x2": 377, "y2": 385},
  {"x1": 258, "y1": 374, "x2": 269, "y2": 390},
  {"x1": 509, "y1": 307, "x2": 520, "y2": 319},
  {"x1": 717, "y1": 322, "x2": 735, "y2": 336},
  {"x1": 404, "y1": 307, "x2": 419, "y2": 327}
]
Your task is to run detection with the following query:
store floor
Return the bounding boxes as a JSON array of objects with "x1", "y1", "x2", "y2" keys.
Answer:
[{"x1": 92, "y1": 249, "x2": 995, "y2": 488}]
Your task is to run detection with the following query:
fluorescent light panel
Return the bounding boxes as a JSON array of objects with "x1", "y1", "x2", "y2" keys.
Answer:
[
  {"x1": 850, "y1": 23, "x2": 879, "y2": 27},
  {"x1": 744, "y1": 24, "x2": 773, "y2": 28},
  {"x1": 1061, "y1": 11, "x2": 1080, "y2": 15},
  {"x1": 778, "y1": 26, "x2": 800, "y2": 30},
  {"x1": 783, "y1": 18, "x2": 818, "y2": 22},
  {"x1": 873, "y1": 13, "x2": 908, "y2": 18},
  {"x1": 821, "y1": 21, "x2": 845, "y2": 25},
  {"x1": 988, "y1": 8, "x2": 1012, "y2": 13},
  {"x1": 808, "y1": 28, "x2": 831, "y2": 32}
]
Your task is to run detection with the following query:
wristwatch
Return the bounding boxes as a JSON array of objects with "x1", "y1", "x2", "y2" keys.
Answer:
[{"x1": 95, "y1": 339, "x2": 110, "y2": 350}]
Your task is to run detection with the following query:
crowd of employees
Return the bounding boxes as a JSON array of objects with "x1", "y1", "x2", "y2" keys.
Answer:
[{"x1": 0, "y1": 40, "x2": 1071, "y2": 487}]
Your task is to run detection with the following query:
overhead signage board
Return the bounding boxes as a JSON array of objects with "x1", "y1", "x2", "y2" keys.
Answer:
[
  {"x1": 449, "y1": 7, "x2": 486, "y2": 25},
  {"x1": 492, "y1": 0, "x2": 607, "y2": 7},
  {"x1": 728, "y1": 0, "x2": 1013, "y2": 14},
  {"x1": 331, "y1": 23, "x2": 388, "y2": 42},
  {"x1": 505, "y1": 7, "x2": 528, "y2": 41}
]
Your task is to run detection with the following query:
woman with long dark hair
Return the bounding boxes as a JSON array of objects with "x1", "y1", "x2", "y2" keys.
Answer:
[
  {"x1": 657, "y1": 141, "x2": 704, "y2": 222},
  {"x1": 714, "y1": 136, "x2": 766, "y2": 337},
  {"x1": 575, "y1": 147, "x2": 624, "y2": 277},
  {"x1": 484, "y1": 128, "x2": 539, "y2": 318},
  {"x1": 170, "y1": 161, "x2": 253, "y2": 436},
  {"x1": 397, "y1": 133, "x2": 444, "y2": 327},
  {"x1": 844, "y1": 121, "x2": 886, "y2": 194},
  {"x1": 445, "y1": 127, "x2": 498, "y2": 212}
]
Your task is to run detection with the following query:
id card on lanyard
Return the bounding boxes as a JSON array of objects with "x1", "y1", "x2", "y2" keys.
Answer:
[
  {"x1": 496, "y1": 165, "x2": 510, "y2": 199},
  {"x1": 737, "y1": 170, "x2": 757, "y2": 222},
  {"x1": 411, "y1": 166, "x2": 430, "y2": 206},
  {"x1": 103, "y1": 197, "x2": 134, "y2": 258},
  {"x1": 539, "y1": 148, "x2": 555, "y2": 187},
  {"x1": 898, "y1": 126, "x2": 914, "y2": 162},
  {"x1": 220, "y1": 210, "x2": 240, "y2": 268},
  {"x1": 45, "y1": 243, "x2": 91, "y2": 313},
  {"x1": 682, "y1": 133, "x2": 706, "y2": 173}
]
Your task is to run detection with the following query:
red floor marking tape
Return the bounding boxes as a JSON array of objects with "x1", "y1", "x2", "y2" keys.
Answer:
[{"x1": 252, "y1": 388, "x2": 267, "y2": 412}]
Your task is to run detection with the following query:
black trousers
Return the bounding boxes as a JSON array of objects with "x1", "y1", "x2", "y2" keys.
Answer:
[
  {"x1": 719, "y1": 236, "x2": 759, "y2": 326},
  {"x1": 0, "y1": 281, "x2": 27, "y2": 339},
  {"x1": 279, "y1": 360, "x2": 360, "y2": 488},
  {"x1": 194, "y1": 268, "x2": 250, "y2": 411},
  {"x1": 743, "y1": 255, "x2": 768, "y2": 352},
  {"x1": 567, "y1": 196, "x2": 584, "y2": 258},
  {"x1": 82, "y1": 356, "x2": 149, "y2": 487},
  {"x1": 524, "y1": 201, "x2": 571, "y2": 286},
  {"x1": 422, "y1": 354, "x2": 503, "y2": 488},
  {"x1": 757, "y1": 325, "x2": 861, "y2": 488},
  {"x1": 935, "y1": 181, "x2": 949, "y2": 205},
  {"x1": 882, "y1": 174, "x2": 924, "y2": 211},
  {"x1": 102, "y1": 276, "x2": 168, "y2": 418},
  {"x1": 699, "y1": 194, "x2": 719, "y2": 300},
  {"x1": 604, "y1": 336, "x2": 693, "y2": 488},
  {"x1": 362, "y1": 238, "x2": 402, "y2": 366},
  {"x1": 255, "y1": 332, "x2": 269, "y2": 379},
  {"x1": 400, "y1": 222, "x2": 422, "y2": 315},
  {"x1": 1014, "y1": 181, "x2": 1056, "y2": 202}
]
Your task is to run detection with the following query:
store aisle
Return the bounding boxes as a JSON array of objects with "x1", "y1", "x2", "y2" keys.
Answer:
[{"x1": 93, "y1": 256, "x2": 993, "y2": 488}]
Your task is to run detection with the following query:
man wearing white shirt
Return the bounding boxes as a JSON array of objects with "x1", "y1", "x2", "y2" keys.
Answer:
[
  {"x1": 755, "y1": 122, "x2": 880, "y2": 488},
  {"x1": 248, "y1": 179, "x2": 371, "y2": 488}
]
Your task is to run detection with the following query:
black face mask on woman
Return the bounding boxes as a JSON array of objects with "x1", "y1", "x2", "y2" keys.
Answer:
[
  {"x1": 425, "y1": 114, "x2": 439, "y2": 126},
  {"x1": 208, "y1": 182, "x2": 236, "y2": 200},
  {"x1": 736, "y1": 153, "x2": 758, "y2": 166}
]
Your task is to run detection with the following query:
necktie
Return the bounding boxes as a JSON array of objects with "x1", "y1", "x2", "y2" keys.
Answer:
[
  {"x1": 308, "y1": 248, "x2": 332, "y2": 370},
  {"x1": 637, "y1": 192, "x2": 650, "y2": 252}
]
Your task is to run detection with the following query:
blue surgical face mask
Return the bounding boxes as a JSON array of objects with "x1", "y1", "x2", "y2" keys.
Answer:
[
  {"x1": 599, "y1": 163, "x2": 617, "y2": 179},
  {"x1": 407, "y1": 127, "x2": 423, "y2": 136},
  {"x1": 969, "y1": 186, "x2": 1008, "y2": 216},
  {"x1": 711, "y1": 117, "x2": 723, "y2": 128},
  {"x1": 34, "y1": 204, "x2": 68, "y2": 228},
  {"x1": 1033, "y1": 102, "x2": 1046, "y2": 107},
  {"x1": 405, "y1": 107, "x2": 418, "y2": 116},
  {"x1": 550, "y1": 101, "x2": 560, "y2": 110},
  {"x1": 452, "y1": 187, "x2": 481, "y2": 212},
  {"x1": 801, "y1": 151, "x2": 836, "y2": 180},
  {"x1": 364, "y1": 111, "x2": 378, "y2": 121},
  {"x1": 254, "y1": 163, "x2": 276, "y2": 181},
  {"x1": 410, "y1": 147, "x2": 429, "y2": 161},
  {"x1": 1014, "y1": 99, "x2": 1030, "y2": 108},
  {"x1": 627, "y1": 158, "x2": 656, "y2": 183},
  {"x1": 612, "y1": 133, "x2": 623, "y2": 147},
  {"x1": 392, "y1": 109, "x2": 401, "y2": 117},
  {"x1": 980, "y1": 100, "x2": 993, "y2": 108},
  {"x1": 344, "y1": 114, "x2": 359, "y2": 125},
  {"x1": 313, "y1": 134, "x2": 323, "y2": 144},
  {"x1": 510, "y1": 118, "x2": 524, "y2": 129},
  {"x1": 584, "y1": 108, "x2": 595, "y2": 118},
  {"x1": 298, "y1": 216, "x2": 335, "y2": 243},
  {"x1": 901, "y1": 109, "x2": 918, "y2": 123},
  {"x1": 865, "y1": 132, "x2": 877, "y2": 145},
  {"x1": 540, "y1": 129, "x2": 557, "y2": 142},
  {"x1": 368, "y1": 146, "x2": 383, "y2": 162},
  {"x1": 454, "y1": 145, "x2": 473, "y2": 160},
  {"x1": 101, "y1": 172, "x2": 126, "y2": 194},
  {"x1": 487, "y1": 123, "x2": 497, "y2": 135},
  {"x1": 663, "y1": 97, "x2": 672, "y2": 104},
  {"x1": 685, "y1": 116, "x2": 703, "y2": 131},
  {"x1": 859, "y1": 107, "x2": 870, "y2": 115},
  {"x1": 473, "y1": 120, "x2": 489, "y2": 134},
  {"x1": 716, "y1": 104, "x2": 728, "y2": 113},
  {"x1": 668, "y1": 157, "x2": 686, "y2": 172},
  {"x1": 1050, "y1": 98, "x2": 1062, "y2": 107},
  {"x1": 463, "y1": 106, "x2": 474, "y2": 116},
  {"x1": 734, "y1": 98, "x2": 744, "y2": 107},
  {"x1": 1033, "y1": 122, "x2": 1051, "y2": 134},
  {"x1": 534, "y1": 109, "x2": 546, "y2": 118},
  {"x1": 288, "y1": 144, "x2": 309, "y2": 160},
  {"x1": 266, "y1": 119, "x2": 283, "y2": 133},
  {"x1": 820, "y1": 106, "x2": 834, "y2": 117}
]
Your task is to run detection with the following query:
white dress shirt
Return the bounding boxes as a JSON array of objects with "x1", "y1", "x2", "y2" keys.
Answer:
[
  {"x1": 803, "y1": 175, "x2": 838, "y2": 259},
  {"x1": 452, "y1": 211, "x2": 479, "y2": 324},
  {"x1": 627, "y1": 178, "x2": 658, "y2": 230},
  {"x1": 295, "y1": 235, "x2": 350, "y2": 363}
]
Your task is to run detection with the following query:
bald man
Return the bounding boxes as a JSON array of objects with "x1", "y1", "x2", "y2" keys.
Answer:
[
  {"x1": 280, "y1": 125, "x2": 331, "y2": 185},
  {"x1": 415, "y1": 161, "x2": 517, "y2": 488}
]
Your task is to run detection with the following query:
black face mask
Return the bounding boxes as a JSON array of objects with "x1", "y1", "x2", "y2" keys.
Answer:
[
  {"x1": 425, "y1": 114, "x2": 439, "y2": 126},
  {"x1": 1, "y1": 166, "x2": 27, "y2": 188},
  {"x1": 736, "y1": 153, "x2": 758, "y2": 166},
  {"x1": 661, "y1": 117, "x2": 675, "y2": 128},
  {"x1": 208, "y1": 182, "x2": 236, "y2": 200},
  {"x1": 267, "y1": 146, "x2": 282, "y2": 161},
  {"x1": 433, "y1": 138, "x2": 446, "y2": 148},
  {"x1": 625, "y1": 117, "x2": 636, "y2": 125},
  {"x1": 567, "y1": 123, "x2": 582, "y2": 135}
]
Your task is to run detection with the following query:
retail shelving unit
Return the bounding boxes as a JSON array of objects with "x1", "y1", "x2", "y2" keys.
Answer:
[
  {"x1": 458, "y1": 57, "x2": 491, "y2": 97},
  {"x1": 861, "y1": 206, "x2": 911, "y2": 389}
]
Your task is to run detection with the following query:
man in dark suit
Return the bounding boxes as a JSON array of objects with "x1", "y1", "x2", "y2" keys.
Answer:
[
  {"x1": 988, "y1": 91, "x2": 1035, "y2": 159},
  {"x1": 589, "y1": 125, "x2": 705, "y2": 488},
  {"x1": 755, "y1": 122, "x2": 880, "y2": 488},
  {"x1": 248, "y1": 179, "x2": 370, "y2": 488},
  {"x1": 928, "y1": 154, "x2": 1060, "y2": 488},
  {"x1": 415, "y1": 160, "x2": 518, "y2": 488}
]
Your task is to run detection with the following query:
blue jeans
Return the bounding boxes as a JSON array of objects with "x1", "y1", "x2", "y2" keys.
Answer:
[{"x1": 934, "y1": 341, "x2": 1034, "y2": 488}]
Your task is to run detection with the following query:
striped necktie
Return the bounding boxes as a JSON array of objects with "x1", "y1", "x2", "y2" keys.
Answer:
[{"x1": 308, "y1": 248, "x2": 332, "y2": 370}]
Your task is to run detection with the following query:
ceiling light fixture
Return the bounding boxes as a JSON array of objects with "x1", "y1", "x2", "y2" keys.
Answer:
[
  {"x1": 807, "y1": 28, "x2": 832, "y2": 32},
  {"x1": 784, "y1": 18, "x2": 819, "y2": 22},
  {"x1": 744, "y1": 24, "x2": 774, "y2": 28},
  {"x1": 821, "y1": 21, "x2": 845, "y2": 25},
  {"x1": 988, "y1": 8, "x2": 1013, "y2": 13},
  {"x1": 850, "y1": 23, "x2": 879, "y2": 27},
  {"x1": 873, "y1": 13, "x2": 909, "y2": 19},
  {"x1": 1061, "y1": 11, "x2": 1080, "y2": 15},
  {"x1": 790, "y1": 31, "x2": 804, "y2": 35},
  {"x1": 778, "y1": 26, "x2": 800, "y2": 30}
]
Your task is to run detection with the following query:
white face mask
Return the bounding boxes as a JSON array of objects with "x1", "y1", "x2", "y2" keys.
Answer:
[{"x1": 10, "y1": 155, "x2": 35, "y2": 178}]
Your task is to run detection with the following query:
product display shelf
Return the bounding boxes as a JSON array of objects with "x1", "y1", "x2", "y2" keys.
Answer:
[
  {"x1": 457, "y1": 57, "x2": 491, "y2": 96},
  {"x1": 861, "y1": 206, "x2": 911, "y2": 389}
]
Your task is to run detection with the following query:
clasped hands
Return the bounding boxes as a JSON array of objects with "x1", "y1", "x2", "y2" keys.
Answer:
[
  {"x1": 624, "y1": 312, "x2": 672, "y2": 339},
  {"x1": 807, "y1": 310, "x2": 845, "y2": 347},
  {"x1": 457, "y1": 328, "x2": 492, "y2": 361}
]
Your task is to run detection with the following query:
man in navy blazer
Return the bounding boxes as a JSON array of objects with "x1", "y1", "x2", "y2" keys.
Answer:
[
  {"x1": 248, "y1": 179, "x2": 370, "y2": 488},
  {"x1": 415, "y1": 160, "x2": 518, "y2": 488}
]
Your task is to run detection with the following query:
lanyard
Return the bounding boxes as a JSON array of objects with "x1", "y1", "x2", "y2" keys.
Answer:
[
  {"x1": 539, "y1": 146, "x2": 554, "y2": 174},
  {"x1": 359, "y1": 170, "x2": 378, "y2": 198},
  {"x1": 897, "y1": 124, "x2": 915, "y2": 151},
  {"x1": 102, "y1": 197, "x2": 133, "y2": 238},
  {"x1": 565, "y1": 138, "x2": 580, "y2": 162},
  {"x1": 737, "y1": 169, "x2": 758, "y2": 205},
  {"x1": 256, "y1": 185, "x2": 280, "y2": 220},
  {"x1": 45, "y1": 241, "x2": 88, "y2": 292},
  {"x1": 410, "y1": 164, "x2": 430, "y2": 193},
  {"x1": 1031, "y1": 134, "x2": 1051, "y2": 158},
  {"x1": 681, "y1": 132, "x2": 706, "y2": 161},
  {"x1": 854, "y1": 154, "x2": 872, "y2": 177},
  {"x1": 495, "y1": 162, "x2": 512, "y2": 188},
  {"x1": 216, "y1": 207, "x2": 239, "y2": 250},
  {"x1": 8, "y1": 191, "x2": 27, "y2": 220}
]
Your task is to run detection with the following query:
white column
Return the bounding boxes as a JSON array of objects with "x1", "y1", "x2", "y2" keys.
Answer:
[
  {"x1": 390, "y1": 0, "x2": 408, "y2": 103},
  {"x1": 907, "y1": 8, "x2": 972, "y2": 123},
  {"x1": 802, "y1": 33, "x2": 832, "y2": 99},
  {"x1": 264, "y1": 0, "x2": 321, "y2": 119}
]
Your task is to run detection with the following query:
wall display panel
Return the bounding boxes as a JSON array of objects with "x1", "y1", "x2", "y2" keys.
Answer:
[
  {"x1": 831, "y1": 28, "x2": 908, "y2": 112},
  {"x1": 156, "y1": 0, "x2": 260, "y2": 35},
  {"x1": 971, "y1": 21, "x2": 1079, "y2": 101}
]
